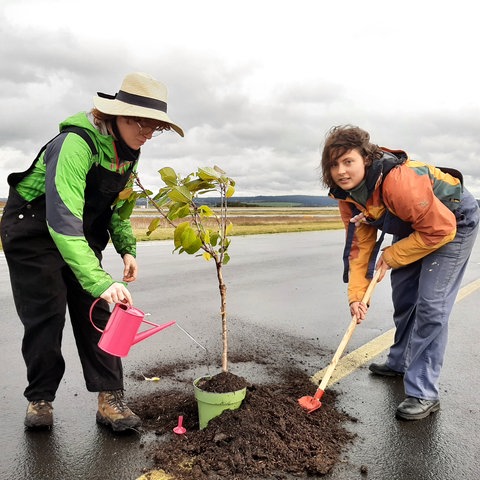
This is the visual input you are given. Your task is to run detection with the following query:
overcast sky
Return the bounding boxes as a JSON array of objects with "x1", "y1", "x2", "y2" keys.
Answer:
[{"x1": 1, "y1": 0, "x2": 479, "y2": 199}]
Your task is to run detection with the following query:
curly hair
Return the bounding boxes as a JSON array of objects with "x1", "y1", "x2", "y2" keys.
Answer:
[{"x1": 320, "y1": 125, "x2": 383, "y2": 189}]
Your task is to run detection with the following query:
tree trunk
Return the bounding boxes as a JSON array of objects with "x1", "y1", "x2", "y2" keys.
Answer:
[{"x1": 216, "y1": 262, "x2": 228, "y2": 372}]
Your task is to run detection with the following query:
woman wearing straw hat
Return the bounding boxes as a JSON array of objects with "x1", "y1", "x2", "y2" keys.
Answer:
[{"x1": 0, "y1": 72, "x2": 184, "y2": 432}]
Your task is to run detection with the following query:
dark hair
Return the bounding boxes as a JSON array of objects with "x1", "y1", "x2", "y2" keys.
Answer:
[{"x1": 320, "y1": 125, "x2": 383, "y2": 189}]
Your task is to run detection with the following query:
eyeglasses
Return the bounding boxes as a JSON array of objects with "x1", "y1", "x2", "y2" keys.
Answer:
[{"x1": 133, "y1": 118, "x2": 166, "y2": 137}]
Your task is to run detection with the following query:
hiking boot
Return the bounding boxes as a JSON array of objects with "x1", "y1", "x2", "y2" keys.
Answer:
[
  {"x1": 396, "y1": 396, "x2": 440, "y2": 421},
  {"x1": 369, "y1": 362, "x2": 403, "y2": 377},
  {"x1": 96, "y1": 390, "x2": 141, "y2": 432},
  {"x1": 24, "y1": 400, "x2": 53, "y2": 429}
]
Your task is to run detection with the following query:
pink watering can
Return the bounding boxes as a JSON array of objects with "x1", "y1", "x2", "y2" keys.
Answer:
[{"x1": 89, "y1": 299, "x2": 176, "y2": 357}]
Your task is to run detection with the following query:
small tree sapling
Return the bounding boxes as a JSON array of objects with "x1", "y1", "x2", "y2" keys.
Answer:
[{"x1": 127, "y1": 166, "x2": 235, "y2": 373}]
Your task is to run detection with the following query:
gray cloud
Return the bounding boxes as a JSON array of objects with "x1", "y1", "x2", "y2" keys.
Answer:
[{"x1": 1, "y1": 2, "x2": 479, "y2": 199}]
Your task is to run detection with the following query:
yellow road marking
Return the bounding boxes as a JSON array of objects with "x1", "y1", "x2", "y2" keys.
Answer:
[
  {"x1": 311, "y1": 329, "x2": 394, "y2": 385},
  {"x1": 137, "y1": 279, "x2": 480, "y2": 480},
  {"x1": 455, "y1": 277, "x2": 480, "y2": 302},
  {"x1": 311, "y1": 278, "x2": 480, "y2": 386}
]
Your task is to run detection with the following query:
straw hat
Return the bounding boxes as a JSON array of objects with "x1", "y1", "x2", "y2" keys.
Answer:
[{"x1": 93, "y1": 72, "x2": 184, "y2": 137}]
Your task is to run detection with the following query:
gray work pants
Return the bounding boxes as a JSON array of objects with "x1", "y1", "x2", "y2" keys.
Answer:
[{"x1": 386, "y1": 189, "x2": 479, "y2": 400}]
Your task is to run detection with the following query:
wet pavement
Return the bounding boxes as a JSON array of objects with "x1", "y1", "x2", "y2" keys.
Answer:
[{"x1": 1, "y1": 230, "x2": 479, "y2": 480}]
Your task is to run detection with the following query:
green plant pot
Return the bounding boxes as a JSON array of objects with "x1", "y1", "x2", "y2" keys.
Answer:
[{"x1": 193, "y1": 376, "x2": 247, "y2": 429}]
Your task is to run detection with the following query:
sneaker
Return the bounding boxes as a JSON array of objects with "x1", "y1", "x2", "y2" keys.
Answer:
[
  {"x1": 96, "y1": 390, "x2": 141, "y2": 432},
  {"x1": 369, "y1": 362, "x2": 403, "y2": 377},
  {"x1": 396, "y1": 396, "x2": 440, "y2": 421},
  {"x1": 24, "y1": 400, "x2": 53, "y2": 429}
]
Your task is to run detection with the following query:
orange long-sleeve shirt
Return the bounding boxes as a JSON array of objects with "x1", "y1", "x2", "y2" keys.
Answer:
[{"x1": 332, "y1": 149, "x2": 462, "y2": 303}]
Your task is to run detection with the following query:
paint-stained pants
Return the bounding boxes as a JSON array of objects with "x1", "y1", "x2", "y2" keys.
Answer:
[
  {"x1": 0, "y1": 188, "x2": 123, "y2": 402},
  {"x1": 386, "y1": 188, "x2": 479, "y2": 400}
]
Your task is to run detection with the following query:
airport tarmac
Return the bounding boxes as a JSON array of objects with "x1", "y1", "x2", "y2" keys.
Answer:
[{"x1": 1, "y1": 230, "x2": 479, "y2": 480}]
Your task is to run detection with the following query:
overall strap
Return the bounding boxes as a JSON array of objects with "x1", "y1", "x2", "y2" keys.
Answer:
[
  {"x1": 342, "y1": 205, "x2": 389, "y2": 283},
  {"x1": 8, "y1": 133, "x2": 62, "y2": 187},
  {"x1": 366, "y1": 223, "x2": 388, "y2": 280},
  {"x1": 342, "y1": 204, "x2": 360, "y2": 283},
  {"x1": 61, "y1": 126, "x2": 98, "y2": 156},
  {"x1": 7, "y1": 127, "x2": 97, "y2": 187}
]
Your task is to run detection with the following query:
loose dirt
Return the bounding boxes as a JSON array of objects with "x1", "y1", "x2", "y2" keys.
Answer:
[{"x1": 130, "y1": 365, "x2": 357, "y2": 479}]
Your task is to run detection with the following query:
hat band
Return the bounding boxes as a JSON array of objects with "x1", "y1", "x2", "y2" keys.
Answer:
[{"x1": 116, "y1": 90, "x2": 168, "y2": 113}]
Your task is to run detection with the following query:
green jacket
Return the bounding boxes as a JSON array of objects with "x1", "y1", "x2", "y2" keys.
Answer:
[{"x1": 16, "y1": 112, "x2": 137, "y2": 298}]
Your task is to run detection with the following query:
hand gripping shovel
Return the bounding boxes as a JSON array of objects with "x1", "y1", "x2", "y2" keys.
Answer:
[{"x1": 298, "y1": 269, "x2": 382, "y2": 413}]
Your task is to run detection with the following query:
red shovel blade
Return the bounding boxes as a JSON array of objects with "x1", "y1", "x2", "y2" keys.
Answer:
[{"x1": 298, "y1": 388, "x2": 324, "y2": 413}]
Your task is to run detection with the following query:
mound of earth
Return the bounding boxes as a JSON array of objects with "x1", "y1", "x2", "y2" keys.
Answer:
[{"x1": 131, "y1": 369, "x2": 357, "y2": 479}]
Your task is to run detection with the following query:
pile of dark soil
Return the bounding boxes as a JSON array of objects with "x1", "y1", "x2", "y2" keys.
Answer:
[{"x1": 131, "y1": 369, "x2": 357, "y2": 479}]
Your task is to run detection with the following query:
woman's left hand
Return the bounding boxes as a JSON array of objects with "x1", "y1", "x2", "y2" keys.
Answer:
[
  {"x1": 122, "y1": 253, "x2": 138, "y2": 282},
  {"x1": 350, "y1": 212, "x2": 366, "y2": 227}
]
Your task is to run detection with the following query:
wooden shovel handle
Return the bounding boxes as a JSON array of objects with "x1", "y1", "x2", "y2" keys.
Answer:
[{"x1": 317, "y1": 269, "x2": 382, "y2": 392}]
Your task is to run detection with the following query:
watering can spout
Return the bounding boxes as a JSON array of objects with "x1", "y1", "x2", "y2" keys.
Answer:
[{"x1": 132, "y1": 321, "x2": 176, "y2": 346}]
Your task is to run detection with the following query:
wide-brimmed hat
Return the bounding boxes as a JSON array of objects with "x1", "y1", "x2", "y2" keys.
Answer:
[{"x1": 93, "y1": 72, "x2": 184, "y2": 137}]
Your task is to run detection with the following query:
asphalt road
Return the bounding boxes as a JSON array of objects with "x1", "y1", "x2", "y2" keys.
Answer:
[{"x1": 1, "y1": 230, "x2": 479, "y2": 480}]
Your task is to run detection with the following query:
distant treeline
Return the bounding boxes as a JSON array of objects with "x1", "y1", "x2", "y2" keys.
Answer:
[
  {"x1": 208, "y1": 195, "x2": 339, "y2": 207},
  {"x1": 3, "y1": 196, "x2": 480, "y2": 209},
  {"x1": 136, "y1": 195, "x2": 339, "y2": 208}
]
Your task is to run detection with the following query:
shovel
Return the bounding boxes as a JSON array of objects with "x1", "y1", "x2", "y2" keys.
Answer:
[{"x1": 298, "y1": 269, "x2": 382, "y2": 413}]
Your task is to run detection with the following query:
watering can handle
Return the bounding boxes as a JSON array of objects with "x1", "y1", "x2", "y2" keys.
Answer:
[{"x1": 89, "y1": 298, "x2": 106, "y2": 333}]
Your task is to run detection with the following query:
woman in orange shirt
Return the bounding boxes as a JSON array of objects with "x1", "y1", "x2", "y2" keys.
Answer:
[{"x1": 320, "y1": 125, "x2": 479, "y2": 420}]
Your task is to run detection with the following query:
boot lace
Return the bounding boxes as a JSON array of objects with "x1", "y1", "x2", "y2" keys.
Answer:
[
  {"x1": 105, "y1": 390, "x2": 128, "y2": 413},
  {"x1": 32, "y1": 400, "x2": 52, "y2": 412}
]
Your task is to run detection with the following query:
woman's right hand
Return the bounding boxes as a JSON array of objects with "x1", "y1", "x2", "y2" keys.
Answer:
[
  {"x1": 350, "y1": 301, "x2": 368, "y2": 323},
  {"x1": 100, "y1": 282, "x2": 133, "y2": 305}
]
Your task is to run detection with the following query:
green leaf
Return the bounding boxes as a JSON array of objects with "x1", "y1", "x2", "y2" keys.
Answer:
[
  {"x1": 202, "y1": 252, "x2": 212, "y2": 261},
  {"x1": 117, "y1": 199, "x2": 135, "y2": 220},
  {"x1": 153, "y1": 189, "x2": 170, "y2": 205},
  {"x1": 147, "y1": 218, "x2": 161, "y2": 234},
  {"x1": 174, "y1": 222, "x2": 190, "y2": 249},
  {"x1": 118, "y1": 187, "x2": 133, "y2": 200},
  {"x1": 226, "y1": 185, "x2": 235, "y2": 198},
  {"x1": 168, "y1": 186, "x2": 192, "y2": 204},
  {"x1": 176, "y1": 205, "x2": 191, "y2": 219},
  {"x1": 209, "y1": 231, "x2": 219, "y2": 246},
  {"x1": 168, "y1": 203, "x2": 191, "y2": 221},
  {"x1": 219, "y1": 239, "x2": 231, "y2": 252},
  {"x1": 159, "y1": 167, "x2": 178, "y2": 186},
  {"x1": 223, "y1": 252, "x2": 231, "y2": 265},
  {"x1": 180, "y1": 226, "x2": 202, "y2": 254},
  {"x1": 198, "y1": 205, "x2": 215, "y2": 217},
  {"x1": 198, "y1": 167, "x2": 221, "y2": 181},
  {"x1": 184, "y1": 179, "x2": 215, "y2": 193},
  {"x1": 214, "y1": 165, "x2": 226, "y2": 174}
]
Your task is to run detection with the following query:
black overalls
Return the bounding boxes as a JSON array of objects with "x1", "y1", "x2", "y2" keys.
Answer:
[{"x1": 0, "y1": 129, "x2": 135, "y2": 402}]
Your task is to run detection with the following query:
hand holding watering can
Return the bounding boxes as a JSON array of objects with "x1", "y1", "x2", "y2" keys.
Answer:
[
  {"x1": 100, "y1": 282, "x2": 134, "y2": 305},
  {"x1": 89, "y1": 299, "x2": 176, "y2": 358},
  {"x1": 99, "y1": 253, "x2": 137, "y2": 304}
]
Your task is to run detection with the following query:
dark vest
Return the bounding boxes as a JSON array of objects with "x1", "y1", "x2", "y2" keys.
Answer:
[
  {"x1": 332, "y1": 152, "x2": 407, "y2": 282},
  {"x1": 7, "y1": 127, "x2": 135, "y2": 256}
]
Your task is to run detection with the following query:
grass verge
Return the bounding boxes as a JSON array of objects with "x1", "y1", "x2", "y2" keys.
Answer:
[{"x1": 134, "y1": 221, "x2": 343, "y2": 242}]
